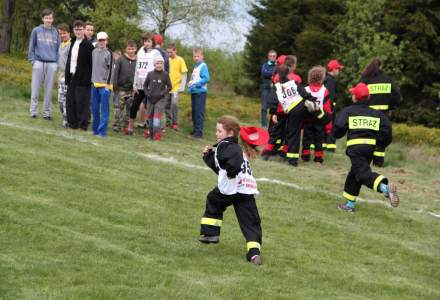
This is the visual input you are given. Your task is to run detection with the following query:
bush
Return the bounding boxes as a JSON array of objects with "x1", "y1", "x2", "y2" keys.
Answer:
[
  {"x1": 393, "y1": 123, "x2": 440, "y2": 149},
  {"x1": 0, "y1": 53, "x2": 31, "y2": 87}
]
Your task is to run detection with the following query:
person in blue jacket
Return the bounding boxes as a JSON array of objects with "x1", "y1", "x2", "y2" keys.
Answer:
[
  {"x1": 188, "y1": 47, "x2": 210, "y2": 139},
  {"x1": 28, "y1": 8, "x2": 61, "y2": 120},
  {"x1": 260, "y1": 50, "x2": 277, "y2": 127}
]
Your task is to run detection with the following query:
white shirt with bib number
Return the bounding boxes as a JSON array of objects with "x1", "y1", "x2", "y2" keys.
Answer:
[
  {"x1": 275, "y1": 80, "x2": 303, "y2": 113},
  {"x1": 214, "y1": 141, "x2": 259, "y2": 196},
  {"x1": 305, "y1": 86, "x2": 326, "y2": 110}
]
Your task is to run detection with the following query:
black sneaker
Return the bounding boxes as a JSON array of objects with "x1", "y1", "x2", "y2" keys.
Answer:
[
  {"x1": 198, "y1": 235, "x2": 220, "y2": 244},
  {"x1": 31, "y1": 115, "x2": 37, "y2": 119},
  {"x1": 288, "y1": 159, "x2": 298, "y2": 167},
  {"x1": 43, "y1": 116, "x2": 52, "y2": 121}
]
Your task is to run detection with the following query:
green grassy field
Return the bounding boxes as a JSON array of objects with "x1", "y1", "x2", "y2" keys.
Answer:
[{"x1": 1, "y1": 58, "x2": 440, "y2": 299}]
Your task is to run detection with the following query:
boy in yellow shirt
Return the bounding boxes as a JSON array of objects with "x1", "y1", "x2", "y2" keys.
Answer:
[{"x1": 165, "y1": 43, "x2": 188, "y2": 130}]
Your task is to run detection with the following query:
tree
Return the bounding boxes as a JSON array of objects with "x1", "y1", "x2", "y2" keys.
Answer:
[
  {"x1": 0, "y1": 0, "x2": 14, "y2": 53},
  {"x1": 9, "y1": 0, "x2": 93, "y2": 51},
  {"x1": 382, "y1": 0, "x2": 440, "y2": 127},
  {"x1": 334, "y1": 0, "x2": 406, "y2": 107},
  {"x1": 243, "y1": 0, "x2": 345, "y2": 95},
  {"x1": 86, "y1": 0, "x2": 142, "y2": 51},
  {"x1": 139, "y1": 0, "x2": 234, "y2": 36}
]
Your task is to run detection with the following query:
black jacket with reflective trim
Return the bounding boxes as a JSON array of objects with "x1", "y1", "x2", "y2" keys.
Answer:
[
  {"x1": 203, "y1": 137, "x2": 244, "y2": 178},
  {"x1": 333, "y1": 101, "x2": 392, "y2": 148},
  {"x1": 359, "y1": 71, "x2": 401, "y2": 111}
]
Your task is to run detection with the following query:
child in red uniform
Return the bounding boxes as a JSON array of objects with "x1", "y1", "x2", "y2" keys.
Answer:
[
  {"x1": 301, "y1": 66, "x2": 332, "y2": 163},
  {"x1": 199, "y1": 116, "x2": 268, "y2": 265}
]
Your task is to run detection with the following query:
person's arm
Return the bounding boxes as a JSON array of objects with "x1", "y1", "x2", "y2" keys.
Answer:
[
  {"x1": 203, "y1": 149, "x2": 218, "y2": 174},
  {"x1": 261, "y1": 63, "x2": 273, "y2": 80},
  {"x1": 178, "y1": 73, "x2": 187, "y2": 92},
  {"x1": 55, "y1": 29, "x2": 61, "y2": 62},
  {"x1": 165, "y1": 72, "x2": 172, "y2": 93},
  {"x1": 133, "y1": 53, "x2": 140, "y2": 91},
  {"x1": 389, "y1": 78, "x2": 402, "y2": 110},
  {"x1": 28, "y1": 28, "x2": 37, "y2": 63},
  {"x1": 217, "y1": 142, "x2": 244, "y2": 178},
  {"x1": 194, "y1": 63, "x2": 210, "y2": 87},
  {"x1": 113, "y1": 59, "x2": 121, "y2": 91},
  {"x1": 377, "y1": 111, "x2": 392, "y2": 148},
  {"x1": 143, "y1": 73, "x2": 150, "y2": 98},
  {"x1": 324, "y1": 76, "x2": 336, "y2": 102},
  {"x1": 332, "y1": 109, "x2": 349, "y2": 139}
]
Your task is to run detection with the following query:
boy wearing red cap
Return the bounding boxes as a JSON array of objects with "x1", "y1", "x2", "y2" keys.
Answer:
[
  {"x1": 323, "y1": 59, "x2": 343, "y2": 151},
  {"x1": 333, "y1": 83, "x2": 399, "y2": 212},
  {"x1": 199, "y1": 116, "x2": 266, "y2": 265}
]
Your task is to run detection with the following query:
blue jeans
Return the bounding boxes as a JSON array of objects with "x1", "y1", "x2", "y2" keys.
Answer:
[
  {"x1": 191, "y1": 93, "x2": 207, "y2": 137},
  {"x1": 92, "y1": 87, "x2": 110, "y2": 136},
  {"x1": 261, "y1": 88, "x2": 271, "y2": 127}
]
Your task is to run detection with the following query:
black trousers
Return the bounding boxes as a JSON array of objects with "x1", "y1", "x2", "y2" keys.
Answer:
[
  {"x1": 200, "y1": 187, "x2": 262, "y2": 260},
  {"x1": 344, "y1": 145, "x2": 388, "y2": 200},
  {"x1": 129, "y1": 90, "x2": 146, "y2": 119},
  {"x1": 268, "y1": 113, "x2": 287, "y2": 148},
  {"x1": 66, "y1": 81, "x2": 91, "y2": 130},
  {"x1": 285, "y1": 103, "x2": 307, "y2": 162},
  {"x1": 303, "y1": 123, "x2": 324, "y2": 152}
]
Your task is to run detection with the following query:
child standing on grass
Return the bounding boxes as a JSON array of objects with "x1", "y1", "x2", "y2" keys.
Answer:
[
  {"x1": 127, "y1": 32, "x2": 161, "y2": 135},
  {"x1": 57, "y1": 23, "x2": 71, "y2": 128},
  {"x1": 333, "y1": 83, "x2": 399, "y2": 212},
  {"x1": 112, "y1": 41, "x2": 137, "y2": 133},
  {"x1": 188, "y1": 47, "x2": 210, "y2": 139},
  {"x1": 199, "y1": 115, "x2": 267, "y2": 266},
  {"x1": 301, "y1": 66, "x2": 332, "y2": 164},
  {"x1": 143, "y1": 56, "x2": 171, "y2": 141},
  {"x1": 91, "y1": 32, "x2": 113, "y2": 137}
]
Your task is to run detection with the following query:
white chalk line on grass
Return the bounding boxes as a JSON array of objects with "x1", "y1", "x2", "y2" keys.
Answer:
[
  {"x1": 0, "y1": 120, "x2": 101, "y2": 146},
  {"x1": 140, "y1": 153, "x2": 395, "y2": 209},
  {"x1": 2, "y1": 119, "x2": 439, "y2": 219}
]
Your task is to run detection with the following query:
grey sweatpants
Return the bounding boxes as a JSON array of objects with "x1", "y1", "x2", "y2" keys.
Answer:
[
  {"x1": 30, "y1": 61, "x2": 58, "y2": 117},
  {"x1": 165, "y1": 92, "x2": 179, "y2": 125}
]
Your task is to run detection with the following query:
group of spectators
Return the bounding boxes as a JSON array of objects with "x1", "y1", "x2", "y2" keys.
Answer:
[{"x1": 28, "y1": 8, "x2": 211, "y2": 140}]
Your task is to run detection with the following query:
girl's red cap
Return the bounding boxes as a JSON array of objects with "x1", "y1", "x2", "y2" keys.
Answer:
[{"x1": 240, "y1": 126, "x2": 269, "y2": 146}]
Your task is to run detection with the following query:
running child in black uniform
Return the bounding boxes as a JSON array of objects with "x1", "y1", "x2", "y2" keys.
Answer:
[{"x1": 199, "y1": 115, "x2": 268, "y2": 265}]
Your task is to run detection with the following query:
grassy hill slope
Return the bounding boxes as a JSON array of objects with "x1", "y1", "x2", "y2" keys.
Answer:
[{"x1": 0, "y1": 55, "x2": 439, "y2": 299}]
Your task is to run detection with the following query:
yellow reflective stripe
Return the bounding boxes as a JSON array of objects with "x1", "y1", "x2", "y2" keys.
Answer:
[
  {"x1": 277, "y1": 145, "x2": 283, "y2": 151},
  {"x1": 247, "y1": 241, "x2": 261, "y2": 251},
  {"x1": 367, "y1": 83, "x2": 391, "y2": 94},
  {"x1": 286, "y1": 98, "x2": 303, "y2": 113},
  {"x1": 310, "y1": 144, "x2": 316, "y2": 149},
  {"x1": 343, "y1": 191, "x2": 357, "y2": 201},
  {"x1": 275, "y1": 139, "x2": 282, "y2": 145},
  {"x1": 326, "y1": 144, "x2": 336, "y2": 149},
  {"x1": 373, "y1": 175, "x2": 386, "y2": 192},
  {"x1": 201, "y1": 217, "x2": 222, "y2": 227},
  {"x1": 346, "y1": 138, "x2": 376, "y2": 147},
  {"x1": 286, "y1": 152, "x2": 299, "y2": 158},
  {"x1": 348, "y1": 116, "x2": 380, "y2": 131},
  {"x1": 373, "y1": 151, "x2": 385, "y2": 157},
  {"x1": 317, "y1": 109, "x2": 325, "y2": 119},
  {"x1": 321, "y1": 143, "x2": 326, "y2": 148},
  {"x1": 369, "y1": 105, "x2": 389, "y2": 110}
]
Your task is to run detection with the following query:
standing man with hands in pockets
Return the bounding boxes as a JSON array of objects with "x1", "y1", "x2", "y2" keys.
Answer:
[{"x1": 28, "y1": 8, "x2": 60, "y2": 120}]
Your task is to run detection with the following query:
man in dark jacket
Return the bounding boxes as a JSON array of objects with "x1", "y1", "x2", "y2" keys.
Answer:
[
  {"x1": 260, "y1": 50, "x2": 277, "y2": 127},
  {"x1": 65, "y1": 20, "x2": 94, "y2": 130},
  {"x1": 333, "y1": 83, "x2": 399, "y2": 212}
]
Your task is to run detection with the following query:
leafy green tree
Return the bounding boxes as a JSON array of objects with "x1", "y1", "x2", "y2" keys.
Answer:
[
  {"x1": 243, "y1": 0, "x2": 345, "y2": 95},
  {"x1": 86, "y1": 0, "x2": 142, "y2": 51},
  {"x1": 382, "y1": 0, "x2": 440, "y2": 127},
  {"x1": 334, "y1": 0, "x2": 406, "y2": 107}
]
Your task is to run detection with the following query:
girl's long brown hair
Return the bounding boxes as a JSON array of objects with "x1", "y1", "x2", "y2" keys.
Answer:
[{"x1": 362, "y1": 58, "x2": 383, "y2": 78}]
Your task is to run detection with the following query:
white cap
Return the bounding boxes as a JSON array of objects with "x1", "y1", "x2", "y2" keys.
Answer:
[
  {"x1": 154, "y1": 56, "x2": 164, "y2": 64},
  {"x1": 97, "y1": 32, "x2": 108, "y2": 40}
]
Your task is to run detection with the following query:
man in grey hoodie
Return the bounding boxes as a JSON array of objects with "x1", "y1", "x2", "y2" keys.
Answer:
[{"x1": 28, "y1": 8, "x2": 61, "y2": 119}]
